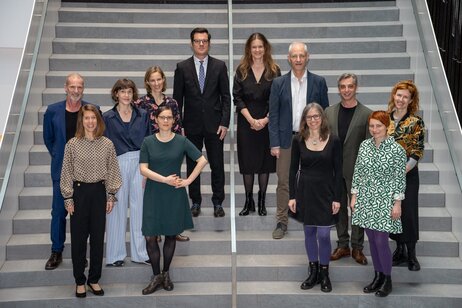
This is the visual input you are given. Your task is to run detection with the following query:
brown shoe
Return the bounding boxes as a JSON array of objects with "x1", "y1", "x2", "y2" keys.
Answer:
[
  {"x1": 330, "y1": 247, "x2": 351, "y2": 261},
  {"x1": 176, "y1": 234, "x2": 190, "y2": 242},
  {"x1": 352, "y1": 248, "x2": 368, "y2": 265},
  {"x1": 45, "y1": 252, "x2": 62, "y2": 270}
]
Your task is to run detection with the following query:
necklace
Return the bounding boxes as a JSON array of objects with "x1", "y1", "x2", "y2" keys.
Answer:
[
  {"x1": 118, "y1": 106, "x2": 131, "y2": 115},
  {"x1": 312, "y1": 139, "x2": 319, "y2": 145}
]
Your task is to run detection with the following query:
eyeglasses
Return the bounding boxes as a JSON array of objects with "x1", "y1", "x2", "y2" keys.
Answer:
[
  {"x1": 193, "y1": 39, "x2": 209, "y2": 45},
  {"x1": 158, "y1": 116, "x2": 173, "y2": 122},
  {"x1": 306, "y1": 114, "x2": 321, "y2": 121}
]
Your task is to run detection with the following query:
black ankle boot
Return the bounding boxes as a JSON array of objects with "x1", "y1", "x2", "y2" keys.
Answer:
[
  {"x1": 375, "y1": 275, "x2": 392, "y2": 297},
  {"x1": 407, "y1": 242, "x2": 421, "y2": 271},
  {"x1": 319, "y1": 264, "x2": 332, "y2": 293},
  {"x1": 363, "y1": 271, "x2": 385, "y2": 293},
  {"x1": 239, "y1": 192, "x2": 254, "y2": 216},
  {"x1": 392, "y1": 242, "x2": 407, "y2": 266},
  {"x1": 300, "y1": 261, "x2": 319, "y2": 290},
  {"x1": 257, "y1": 191, "x2": 267, "y2": 216}
]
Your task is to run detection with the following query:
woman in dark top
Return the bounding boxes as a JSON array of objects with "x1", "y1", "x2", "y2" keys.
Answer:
[
  {"x1": 387, "y1": 80, "x2": 425, "y2": 271},
  {"x1": 233, "y1": 32, "x2": 280, "y2": 216},
  {"x1": 139, "y1": 106, "x2": 207, "y2": 295},
  {"x1": 288, "y1": 103, "x2": 342, "y2": 293},
  {"x1": 103, "y1": 79, "x2": 151, "y2": 267}
]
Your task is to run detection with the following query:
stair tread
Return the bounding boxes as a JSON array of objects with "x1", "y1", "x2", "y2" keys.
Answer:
[
  {"x1": 7, "y1": 230, "x2": 458, "y2": 246},
  {"x1": 0, "y1": 281, "x2": 461, "y2": 302},
  {"x1": 14, "y1": 206, "x2": 451, "y2": 221},
  {"x1": 0, "y1": 282, "x2": 231, "y2": 301}
]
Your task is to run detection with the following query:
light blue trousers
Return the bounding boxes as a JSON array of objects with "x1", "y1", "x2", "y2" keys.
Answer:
[{"x1": 106, "y1": 151, "x2": 148, "y2": 263}]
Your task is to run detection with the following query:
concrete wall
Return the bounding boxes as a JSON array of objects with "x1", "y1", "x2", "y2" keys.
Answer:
[{"x1": 0, "y1": 0, "x2": 35, "y2": 145}]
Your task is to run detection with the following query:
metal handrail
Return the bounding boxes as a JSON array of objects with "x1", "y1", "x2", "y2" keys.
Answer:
[
  {"x1": 413, "y1": 0, "x2": 462, "y2": 190},
  {"x1": 0, "y1": 0, "x2": 49, "y2": 211}
]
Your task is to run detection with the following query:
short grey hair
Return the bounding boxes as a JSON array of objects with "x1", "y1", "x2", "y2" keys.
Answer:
[
  {"x1": 288, "y1": 42, "x2": 308, "y2": 54},
  {"x1": 337, "y1": 73, "x2": 358, "y2": 87}
]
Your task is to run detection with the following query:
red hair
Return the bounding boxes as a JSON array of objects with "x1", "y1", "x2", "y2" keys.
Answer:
[{"x1": 368, "y1": 110, "x2": 390, "y2": 127}]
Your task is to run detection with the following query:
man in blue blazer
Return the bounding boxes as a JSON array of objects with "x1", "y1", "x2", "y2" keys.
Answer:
[
  {"x1": 173, "y1": 27, "x2": 231, "y2": 218},
  {"x1": 43, "y1": 73, "x2": 96, "y2": 269},
  {"x1": 269, "y1": 42, "x2": 329, "y2": 239}
]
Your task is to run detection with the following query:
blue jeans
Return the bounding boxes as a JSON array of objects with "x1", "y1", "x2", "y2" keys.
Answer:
[{"x1": 50, "y1": 179, "x2": 67, "y2": 252}]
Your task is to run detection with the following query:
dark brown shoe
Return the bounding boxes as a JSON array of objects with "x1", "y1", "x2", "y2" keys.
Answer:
[
  {"x1": 176, "y1": 234, "x2": 190, "y2": 242},
  {"x1": 162, "y1": 271, "x2": 174, "y2": 291},
  {"x1": 45, "y1": 252, "x2": 62, "y2": 270},
  {"x1": 352, "y1": 248, "x2": 368, "y2": 265},
  {"x1": 330, "y1": 247, "x2": 351, "y2": 261},
  {"x1": 142, "y1": 274, "x2": 164, "y2": 295}
]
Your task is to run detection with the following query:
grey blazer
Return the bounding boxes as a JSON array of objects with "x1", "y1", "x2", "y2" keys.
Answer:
[{"x1": 325, "y1": 101, "x2": 372, "y2": 191}]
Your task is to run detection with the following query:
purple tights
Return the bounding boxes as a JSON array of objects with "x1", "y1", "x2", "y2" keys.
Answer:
[
  {"x1": 365, "y1": 228, "x2": 392, "y2": 275},
  {"x1": 304, "y1": 225, "x2": 331, "y2": 265}
]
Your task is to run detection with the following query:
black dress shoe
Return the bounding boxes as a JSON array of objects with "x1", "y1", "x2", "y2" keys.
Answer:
[
  {"x1": 75, "y1": 285, "x2": 86, "y2": 298},
  {"x1": 45, "y1": 252, "x2": 62, "y2": 270},
  {"x1": 106, "y1": 260, "x2": 124, "y2": 267},
  {"x1": 87, "y1": 283, "x2": 104, "y2": 296},
  {"x1": 214, "y1": 205, "x2": 225, "y2": 217},
  {"x1": 191, "y1": 203, "x2": 201, "y2": 217}
]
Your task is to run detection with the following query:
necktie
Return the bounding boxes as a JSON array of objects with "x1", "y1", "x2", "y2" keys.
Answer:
[{"x1": 199, "y1": 60, "x2": 205, "y2": 93}]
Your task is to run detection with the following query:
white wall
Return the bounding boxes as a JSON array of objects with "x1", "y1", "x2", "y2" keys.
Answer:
[{"x1": 0, "y1": 0, "x2": 35, "y2": 145}]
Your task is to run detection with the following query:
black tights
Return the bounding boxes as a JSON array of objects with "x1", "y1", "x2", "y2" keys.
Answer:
[
  {"x1": 243, "y1": 173, "x2": 270, "y2": 196},
  {"x1": 145, "y1": 235, "x2": 176, "y2": 275}
]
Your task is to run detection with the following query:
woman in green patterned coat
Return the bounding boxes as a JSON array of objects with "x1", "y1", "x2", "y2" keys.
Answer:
[
  {"x1": 387, "y1": 80, "x2": 425, "y2": 271},
  {"x1": 351, "y1": 110, "x2": 407, "y2": 297}
]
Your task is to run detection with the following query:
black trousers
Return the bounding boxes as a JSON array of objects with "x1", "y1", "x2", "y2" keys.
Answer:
[
  {"x1": 70, "y1": 181, "x2": 106, "y2": 285},
  {"x1": 390, "y1": 167, "x2": 420, "y2": 243},
  {"x1": 186, "y1": 131, "x2": 225, "y2": 206}
]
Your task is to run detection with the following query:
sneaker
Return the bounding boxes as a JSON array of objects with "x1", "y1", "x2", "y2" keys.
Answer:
[{"x1": 272, "y1": 222, "x2": 287, "y2": 239}]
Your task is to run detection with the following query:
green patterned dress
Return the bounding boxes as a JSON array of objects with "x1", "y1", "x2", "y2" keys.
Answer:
[{"x1": 351, "y1": 136, "x2": 406, "y2": 234}]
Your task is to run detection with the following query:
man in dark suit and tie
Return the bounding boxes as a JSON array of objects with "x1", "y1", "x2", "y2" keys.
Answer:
[
  {"x1": 269, "y1": 42, "x2": 329, "y2": 239},
  {"x1": 325, "y1": 73, "x2": 371, "y2": 265},
  {"x1": 173, "y1": 27, "x2": 231, "y2": 218},
  {"x1": 43, "y1": 73, "x2": 96, "y2": 269}
]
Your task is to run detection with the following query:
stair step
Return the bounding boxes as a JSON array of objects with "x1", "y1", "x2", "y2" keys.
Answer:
[
  {"x1": 13, "y1": 206, "x2": 452, "y2": 234},
  {"x1": 44, "y1": 68, "x2": 415, "y2": 90},
  {"x1": 57, "y1": 7, "x2": 398, "y2": 24},
  {"x1": 18, "y1": 183, "x2": 446, "y2": 211},
  {"x1": 0, "y1": 282, "x2": 231, "y2": 308},
  {"x1": 52, "y1": 37, "x2": 406, "y2": 55},
  {"x1": 6, "y1": 231, "x2": 458, "y2": 260},
  {"x1": 22, "y1": 162, "x2": 440, "y2": 188}
]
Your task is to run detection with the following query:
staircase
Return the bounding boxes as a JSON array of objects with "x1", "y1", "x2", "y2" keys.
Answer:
[{"x1": 1, "y1": 1, "x2": 461, "y2": 307}]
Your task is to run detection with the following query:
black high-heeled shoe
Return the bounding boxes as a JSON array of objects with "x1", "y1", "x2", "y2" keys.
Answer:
[
  {"x1": 75, "y1": 285, "x2": 86, "y2": 298},
  {"x1": 87, "y1": 283, "x2": 104, "y2": 296}
]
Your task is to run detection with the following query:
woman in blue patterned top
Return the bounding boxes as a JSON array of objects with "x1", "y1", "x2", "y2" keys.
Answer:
[{"x1": 351, "y1": 110, "x2": 407, "y2": 297}]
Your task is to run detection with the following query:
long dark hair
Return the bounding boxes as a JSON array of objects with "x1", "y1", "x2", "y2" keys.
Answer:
[
  {"x1": 237, "y1": 32, "x2": 279, "y2": 81},
  {"x1": 298, "y1": 103, "x2": 329, "y2": 142}
]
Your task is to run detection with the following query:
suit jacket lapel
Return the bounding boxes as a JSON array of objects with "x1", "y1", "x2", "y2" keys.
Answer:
[
  {"x1": 284, "y1": 72, "x2": 292, "y2": 109},
  {"x1": 306, "y1": 70, "x2": 314, "y2": 104},
  {"x1": 331, "y1": 104, "x2": 340, "y2": 138},
  {"x1": 187, "y1": 57, "x2": 201, "y2": 92}
]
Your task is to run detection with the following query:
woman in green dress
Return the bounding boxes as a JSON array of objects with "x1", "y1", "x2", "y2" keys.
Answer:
[
  {"x1": 351, "y1": 110, "x2": 406, "y2": 297},
  {"x1": 139, "y1": 105, "x2": 207, "y2": 295}
]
